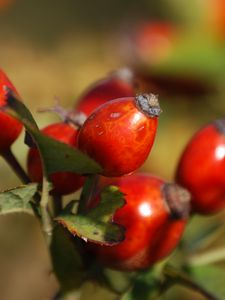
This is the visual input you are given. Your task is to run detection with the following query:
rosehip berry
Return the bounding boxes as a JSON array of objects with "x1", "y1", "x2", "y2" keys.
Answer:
[
  {"x1": 176, "y1": 119, "x2": 225, "y2": 215},
  {"x1": 206, "y1": 0, "x2": 225, "y2": 39},
  {"x1": 125, "y1": 21, "x2": 177, "y2": 65},
  {"x1": 87, "y1": 173, "x2": 190, "y2": 271},
  {"x1": 0, "y1": 69, "x2": 23, "y2": 152},
  {"x1": 77, "y1": 94, "x2": 161, "y2": 177},
  {"x1": 27, "y1": 123, "x2": 84, "y2": 195},
  {"x1": 76, "y1": 69, "x2": 135, "y2": 117}
]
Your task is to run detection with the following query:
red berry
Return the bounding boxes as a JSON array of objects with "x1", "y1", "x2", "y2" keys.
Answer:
[
  {"x1": 0, "y1": 69, "x2": 23, "y2": 152},
  {"x1": 87, "y1": 173, "x2": 190, "y2": 271},
  {"x1": 76, "y1": 69, "x2": 135, "y2": 117},
  {"x1": 124, "y1": 21, "x2": 178, "y2": 65},
  {"x1": 206, "y1": 0, "x2": 225, "y2": 39},
  {"x1": 77, "y1": 94, "x2": 161, "y2": 177},
  {"x1": 176, "y1": 119, "x2": 225, "y2": 214},
  {"x1": 27, "y1": 123, "x2": 84, "y2": 195}
]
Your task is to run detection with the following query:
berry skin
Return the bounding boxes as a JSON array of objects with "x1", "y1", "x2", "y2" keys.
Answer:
[
  {"x1": 76, "y1": 69, "x2": 135, "y2": 117},
  {"x1": 176, "y1": 119, "x2": 225, "y2": 214},
  {"x1": 77, "y1": 94, "x2": 161, "y2": 177},
  {"x1": 27, "y1": 123, "x2": 84, "y2": 195},
  {"x1": 87, "y1": 173, "x2": 190, "y2": 271},
  {"x1": 0, "y1": 69, "x2": 23, "y2": 152}
]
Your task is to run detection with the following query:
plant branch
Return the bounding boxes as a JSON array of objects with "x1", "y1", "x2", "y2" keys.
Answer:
[
  {"x1": 1, "y1": 148, "x2": 30, "y2": 184},
  {"x1": 40, "y1": 175, "x2": 53, "y2": 244},
  {"x1": 52, "y1": 193, "x2": 63, "y2": 216},
  {"x1": 163, "y1": 265, "x2": 217, "y2": 300},
  {"x1": 77, "y1": 174, "x2": 99, "y2": 214}
]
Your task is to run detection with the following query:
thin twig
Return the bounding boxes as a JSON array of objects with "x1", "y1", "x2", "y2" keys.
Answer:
[
  {"x1": 52, "y1": 193, "x2": 63, "y2": 216},
  {"x1": 1, "y1": 148, "x2": 30, "y2": 184},
  {"x1": 40, "y1": 175, "x2": 53, "y2": 245},
  {"x1": 163, "y1": 265, "x2": 218, "y2": 300},
  {"x1": 77, "y1": 174, "x2": 99, "y2": 214}
]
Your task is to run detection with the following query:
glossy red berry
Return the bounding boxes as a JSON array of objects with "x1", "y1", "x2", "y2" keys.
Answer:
[
  {"x1": 77, "y1": 94, "x2": 161, "y2": 177},
  {"x1": 87, "y1": 173, "x2": 190, "y2": 271},
  {"x1": 76, "y1": 69, "x2": 135, "y2": 117},
  {"x1": 176, "y1": 119, "x2": 225, "y2": 214},
  {"x1": 0, "y1": 69, "x2": 23, "y2": 152},
  {"x1": 27, "y1": 123, "x2": 84, "y2": 195}
]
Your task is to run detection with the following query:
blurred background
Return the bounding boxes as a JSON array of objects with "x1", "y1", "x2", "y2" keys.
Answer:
[{"x1": 1, "y1": 0, "x2": 225, "y2": 299}]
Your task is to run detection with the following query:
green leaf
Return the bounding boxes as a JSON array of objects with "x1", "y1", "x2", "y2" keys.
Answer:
[
  {"x1": 0, "y1": 183, "x2": 38, "y2": 215},
  {"x1": 3, "y1": 91, "x2": 102, "y2": 175},
  {"x1": 56, "y1": 186, "x2": 126, "y2": 245},
  {"x1": 50, "y1": 225, "x2": 85, "y2": 292},
  {"x1": 31, "y1": 130, "x2": 102, "y2": 174},
  {"x1": 188, "y1": 265, "x2": 225, "y2": 300}
]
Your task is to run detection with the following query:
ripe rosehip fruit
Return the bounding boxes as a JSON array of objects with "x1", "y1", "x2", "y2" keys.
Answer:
[
  {"x1": 27, "y1": 123, "x2": 84, "y2": 195},
  {"x1": 176, "y1": 119, "x2": 225, "y2": 215},
  {"x1": 87, "y1": 173, "x2": 190, "y2": 271},
  {"x1": 77, "y1": 94, "x2": 161, "y2": 177},
  {"x1": 123, "y1": 21, "x2": 178, "y2": 66},
  {"x1": 76, "y1": 69, "x2": 135, "y2": 117},
  {"x1": 135, "y1": 22, "x2": 176, "y2": 62},
  {"x1": 206, "y1": 0, "x2": 225, "y2": 39},
  {"x1": 0, "y1": 69, "x2": 23, "y2": 152}
]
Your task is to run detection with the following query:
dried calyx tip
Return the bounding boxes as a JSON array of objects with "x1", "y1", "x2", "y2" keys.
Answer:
[
  {"x1": 135, "y1": 93, "x2": 162, "y2": 118},
  {"x1": 162, "y1": 183, "x2": 191, "y2": 220},
  {"x1": 38, "y1": 102, "x2": 87, "y2": 128}
]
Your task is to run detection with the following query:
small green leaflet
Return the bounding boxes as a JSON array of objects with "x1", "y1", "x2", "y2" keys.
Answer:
[
  {"x1": 0, "y1": 183, "x2": 38, "y2": 215},
  {"x1": 56, "y1": 186, "x2": 126, "y2": 245},
  {"x1": 3, "y1": 90, "x2": 102, "y2": 175}
]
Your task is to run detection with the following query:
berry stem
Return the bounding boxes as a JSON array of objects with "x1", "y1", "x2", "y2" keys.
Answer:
[
  {"x1": 52, "y1": 193, "x2": 63, "y2": 216},
  {"x1": 1, "y1": 148, "x2": 30, "y2": 184},
  {"x1": 40, "y1": 175, "x2": 53, "y2": 244},
  {"x1": 77, "y1": 174, "x2": 99, "y2": 214},
  {"x1": 162, "y1": 265, "x2": 217, "y2": 300}
]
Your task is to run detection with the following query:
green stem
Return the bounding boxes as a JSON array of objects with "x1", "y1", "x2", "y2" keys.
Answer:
[
  {"x1": 1, "y1": 148, "x2": 30, "y2": 184},
  {"x1": 77, "y1": 174, "x2": 99, "y2": 214},
  {"x1": 163, "y1": 265, "x2": 217, "y2": 300},
  {"x1": 188, "y1": 246, "x2": 225, "y2": 266},
  {"x1": 40, "y1": 175, "x2": 53, "y2": 244},
  {"x1": 52, "y1": 193, "x2": 63, "y2": 216}
]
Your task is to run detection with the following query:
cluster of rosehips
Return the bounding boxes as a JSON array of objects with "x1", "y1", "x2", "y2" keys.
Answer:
[{"x1": 0, "y1": 68, "x2": 224, "y2": 272}]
